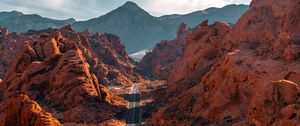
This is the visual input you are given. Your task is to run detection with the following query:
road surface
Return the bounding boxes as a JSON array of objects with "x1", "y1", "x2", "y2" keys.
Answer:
[{"x1": 126, "y1": 84, "x2": 141, "y2": 126}]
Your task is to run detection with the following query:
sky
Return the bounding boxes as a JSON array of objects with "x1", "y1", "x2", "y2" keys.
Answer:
[{"x1": 0, "y1": 0, "x2": 251, "y2": 21}]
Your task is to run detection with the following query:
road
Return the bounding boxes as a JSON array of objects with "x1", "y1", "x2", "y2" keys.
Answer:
[{"x1": 126, "y1": 84, "x2": 141, "y2": 126}]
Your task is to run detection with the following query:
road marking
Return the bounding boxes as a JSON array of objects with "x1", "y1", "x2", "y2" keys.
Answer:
[
  {"x1": 129, "y1": 102, "x2": 140, "y2": 108},
  {"x1": 126, "y1": 124, "x2": 140, "y2": 126},
  {"x1": 126, "y1": 84, "x2": 141, "y2": 126}
]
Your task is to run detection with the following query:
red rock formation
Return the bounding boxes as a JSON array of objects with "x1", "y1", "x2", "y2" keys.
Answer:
[
  {"x1": 85, "y1": 33, "x2": 141, "y2": 85},
  {"x1": 223, "y1": 0, "x2": 300, "y2": 59},
  {"x1": 0, "y1": 32, "x2": 23, "y2": 80},
  {"x1": 248, "y1": 80, "x2": 300, "y2": 126},
  {"x1": 3, "y1": 94, "x2": 62, "y2": 126},
  {"x1": 0, "y1": 26, "x2": 141, "y2": 85},
  {"x1": 151, "y1": 0, "x2": 300, "y2": 125},
  {"x1": 0, "y1": 26, "x2": 138, "y2": 124},
  {"x1": 138, "y1": 23, "x2": 191, "y2": 79},
  {"x1": 168, "y1": 21, "x2": 231, "y2": 96}
]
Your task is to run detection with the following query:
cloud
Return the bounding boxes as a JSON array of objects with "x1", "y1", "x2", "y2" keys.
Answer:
[
  {"x1": 139, "y1": 0, "x2": 251, "y2": 15},
  {"x1": 0, "y1": 0, "x2": 109, "y2": 20},
  {"x1": 140, "y1": 0, "x2": 227, "y2": 15},
  {"x1": 0, "y1": 0, "x2": 251, "y2": 21}
]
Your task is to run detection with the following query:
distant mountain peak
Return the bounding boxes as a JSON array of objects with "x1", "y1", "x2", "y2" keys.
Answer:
[
  {"x1": 65, "y1": 18, "x2": 76, "y2": 22},
  {"x1": 11, "y1": 10, "x2": 23, "y2": 15},
  {"x1": 123, "y1": 1, "x2": 138, "y2": 6},
  {"x1": 121, "y1": 1, "x2": 142, "y2": 11}
]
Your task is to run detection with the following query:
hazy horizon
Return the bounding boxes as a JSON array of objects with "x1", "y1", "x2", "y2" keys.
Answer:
[{"x1": 0, "y1": 0, "x2": 251, "y2": 21}]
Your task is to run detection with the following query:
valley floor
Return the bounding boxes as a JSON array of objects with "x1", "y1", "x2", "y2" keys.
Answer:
[{"x1": 109, "y1": 80, "x2": 167, "y2": 126}]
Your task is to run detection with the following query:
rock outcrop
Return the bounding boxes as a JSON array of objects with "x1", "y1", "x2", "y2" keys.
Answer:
[
  {"x1": 138, "y1": 23, "x2": 191, "y2": 79},
  {"x1": 151, "y1": 0, "x2": 300, "y2": 125},
  {"x1": 0, "y1": 26, "x2": 139, "y2": 124},
  {"x1": 3, "y1": 94, "x2": 62, "y2": 126},
  {"x1": 248, "y1": 80, "x2": 300, "y2": 126},
  {"x1": 167, "y1": 21, "x2": 231, "y2": 96},
  {"x1": 223, "y1": 0, "x2": 300, "y2": 59},
  {"x1": 0, "y1": 26, "x2": 142, "y2": 86}
]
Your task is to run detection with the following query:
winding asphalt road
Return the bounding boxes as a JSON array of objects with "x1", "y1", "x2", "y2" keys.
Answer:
[{"x1": 126, "y1": 84, "x2": 141, "y2": 126}]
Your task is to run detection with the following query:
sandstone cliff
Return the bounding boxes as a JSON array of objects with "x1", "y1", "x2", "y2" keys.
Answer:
[
  {"x1": 0, "y1": 26, "x2": 142, "y2": 86},
  {"x1": 1, "y1": 94, "x2": 62, "y2": 126},
  {"x1": 151, "y1": 0, "x2": 300, "y2": 125},
  {"x1": 138, "y1": 23, "x2": 191, "y2": 79},
  {"x1": 0, "y1": 26, "x2": 141, "y2": 125}
]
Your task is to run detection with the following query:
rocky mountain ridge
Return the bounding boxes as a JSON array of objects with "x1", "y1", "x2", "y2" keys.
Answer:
[
  {"x1": 0, "y1": 25, "x2": 142, "y2": 125},
  {"x1": 0, "y1": 11, "x2": 75, "y2": 32},
  {"x1": 1, "y1": 0, "x2": 298, "y2": 125},
  {"x1": 140, "y1": 0, "x2": 300, "y2": 125},
  {"x1": 0, "y1": 2, "x2": 248, "y2": 53},
  {"x1": 74, "y1": 2, "x2": 248, "y2": 53}
]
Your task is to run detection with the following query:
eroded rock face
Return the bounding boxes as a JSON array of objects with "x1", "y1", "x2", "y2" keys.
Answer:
[
  {"x1": 0, "y1": 32, "x2": 23, "y2": 80},
  {"x1": 138, "y1": 23, "x2": 191, "y2": 79},
  {"x1": 167, "y1": 21, "x2": 231, "y2": 96},
  {"x1": 248, "y1": 80, "x2": 300, "y2": 126},
  {"x1": 85, "y1": 33, "x2": 141, "y2": 85},
  {"x1": 0, "y1": 26, "x2": 142, "y2": 86},
  {"x1": 0, "y1": 26, "x2": 136, "y2": 124},
  {"x1": 151, "y1": 0, "x2": 300, "y2": 125},
  {"x1": 187, "y1": 50, "x2": 300, "y2": 125},
  {"x1": 223, "y1": 0, "x2": 300, "y2": 60},
  {"x1": 4, "y1": 94, "x2": 62, "y2": 126}
]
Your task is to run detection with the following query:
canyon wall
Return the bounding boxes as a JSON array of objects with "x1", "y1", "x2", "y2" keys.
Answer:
[
  {"x1": 151, "y1": 0, "x2": 300, "y2": 125},
  {"x1": 0, "y1": 26, "x2": 141, "y2": 125},
  {"x1": 138, "y1": 23, "x2": 191, "y2": 79}
]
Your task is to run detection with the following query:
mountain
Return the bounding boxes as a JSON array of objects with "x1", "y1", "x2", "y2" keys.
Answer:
[
  {"x1": 0, "y1": 11, "x2": 75, "y2": 32},
  {"x1": 129, "y1": 49, "x2": 150, "y2": 61},
  {"x1": 0, "y1": 10, "x2": 23, "y2": 21},
  {"x1": 73, "y1": 2, "x2": 248, "y2": 53},
  {"x1": 73, "y1": 1, "x2": 173, "y2": 54},
  {"x1": 0, "y1": 2, "x2": 248, "y2": 53},
  {"x1": 159, "y1": 4, "x2": 248, "y2": 32}
]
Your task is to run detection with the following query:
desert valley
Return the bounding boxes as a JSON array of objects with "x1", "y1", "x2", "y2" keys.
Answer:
[{"x1": 0, "y1": 0, "x2": 299, "y2": 126}]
